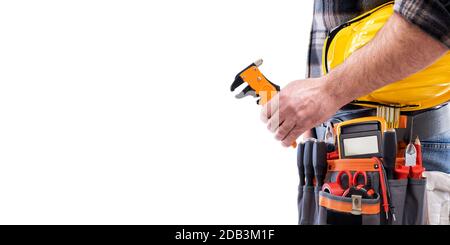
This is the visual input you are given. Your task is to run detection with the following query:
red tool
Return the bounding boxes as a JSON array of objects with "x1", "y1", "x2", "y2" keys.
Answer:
[
  {"x1": 411, "y1": 136, "x2": 425, "y2": 179},
  {"x1": 395, "y1": 166, "x2": 410, "y2": 179},
  {"x1": 322, "y1": 182, "x2": 344, "y2": 196},
  {"x1": 410, "y1": 166, "x2": 424, "y2": 179},
  {"x1": 337, "y1": 170, "x2": 356, "y2": 189},
  {"x1": 343, "y1": 185, "x2": 376, "y2": 198},
  {"x1": 327, "y1": 150, "x2": 339, "y2": 160},
  {"x1": 395, "y1": 136, "x2": 425, "y2": 179},
  {"x1": 322, "y1": 170, "x2": 375, "y2": 199},
  {"x1": 373, "y1": 157, "x2": 391, "y2": 220}
]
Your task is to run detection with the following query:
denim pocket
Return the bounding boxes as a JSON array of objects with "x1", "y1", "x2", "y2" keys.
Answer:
[
  {"x1": 421, "y1": 127, "x2": 450, "y2": 173},
  {"x1": 422, "y1": 143, "x2": 450, "y2": 173}
]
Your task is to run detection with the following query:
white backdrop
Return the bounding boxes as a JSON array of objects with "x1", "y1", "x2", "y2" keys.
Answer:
[{"x1": 0, "y1": 0, "x2": 313, "y2": 224}]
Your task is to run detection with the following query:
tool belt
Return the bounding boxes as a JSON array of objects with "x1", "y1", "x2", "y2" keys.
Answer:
[
  {"x1": 298, "y1": 0, "x2": 450, "y2": 225},
  {"x1": 298, "y1": 157, "x2": 426, "y2": 225},
  {"x1": 297, "y1": 105, "x2": 444, "y2": 225},
  {"x1": 315, "y1": 103, "x2": 450, "y2": 142}
]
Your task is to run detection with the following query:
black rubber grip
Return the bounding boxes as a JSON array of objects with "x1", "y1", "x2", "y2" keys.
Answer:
[
  {"x1": 383, "y1": 130, "x2": 397, "y2": 179},
  {"x1": 303, "y1": 140, "x2": 315, "y2": 186},
  {"x1": 313, "y1": 141, "x2": 328, "y2": 187},
  {"x1": 297, "y1": 142, "x2": 306, "y2": 186}
]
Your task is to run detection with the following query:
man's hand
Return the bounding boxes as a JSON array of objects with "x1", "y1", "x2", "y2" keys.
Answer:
[
  {"x1": 261, "y1": 77, "x2": 345, "y2": 147},
  {"x1": 261, "y1": 13, "x2": 447, "y2": 147}
]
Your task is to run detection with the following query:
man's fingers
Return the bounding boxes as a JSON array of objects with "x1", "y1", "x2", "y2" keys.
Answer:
[
  {"x1": 260, "y1": 93, "x2": 280, "y2": 123},
  {"x1": 281, "y1": 127, "x2": 305, "y2": 147},
  {"x1": 266, "y1": 111, "x2": 284, "y2": 133},
  {"x1": 274, "y1": 120, "x2": 295, "y2": 141}
]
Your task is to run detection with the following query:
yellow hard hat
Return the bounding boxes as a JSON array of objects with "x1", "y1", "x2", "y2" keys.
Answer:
[{"x1": 322, "y1": 1, "x2": 450, "y2": 111}]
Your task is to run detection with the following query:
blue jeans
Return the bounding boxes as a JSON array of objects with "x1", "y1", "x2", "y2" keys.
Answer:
[{"x1": 422, "y1": 129, "x2": 450, "y2": 173}]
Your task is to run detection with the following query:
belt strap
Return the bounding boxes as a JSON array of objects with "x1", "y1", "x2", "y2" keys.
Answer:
[
  {"x1": 410, "y1": 103, "x2": 450, "y2": 141},
  {"x1": 315, "y1": 103, "x2": 450, "y2": 141}
]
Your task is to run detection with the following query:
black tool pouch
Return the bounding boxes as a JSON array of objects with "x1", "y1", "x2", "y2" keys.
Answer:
[
  {"x1": 387, "y1": 178, "x2": 427, "y2": 225},
  {"x1": 317, "y1": 158, "x2": 383, "y2": 225},
  {"x1": 298, "y1": 186, "x2": 318, "y2": 225},
  {"x1": 387, "y1": 179, "x2": 408, "y2": 225},
  {"x1": 318, "y1": 191, "x2": 381, "y2": 225},
  {"x1": 297, "y1": 155, "x2": 427, "y2": 225},
  {"x1": 404, "y1": 178, "x2": 427, "y2": 224}
]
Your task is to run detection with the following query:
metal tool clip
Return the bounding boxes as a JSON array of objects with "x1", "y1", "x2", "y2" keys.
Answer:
[{"x1": 351, "y1": 195, "x2": 362, "y2": 215}]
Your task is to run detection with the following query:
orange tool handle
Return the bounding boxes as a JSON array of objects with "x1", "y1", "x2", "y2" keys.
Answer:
[{"x1": 240, "y1": 64, "x2": 297, "y2": 148}]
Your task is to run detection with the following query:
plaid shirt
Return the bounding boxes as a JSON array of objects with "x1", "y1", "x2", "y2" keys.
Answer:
[{"x1": 307, "y1": 0, "x2": 450, "y2": 78}]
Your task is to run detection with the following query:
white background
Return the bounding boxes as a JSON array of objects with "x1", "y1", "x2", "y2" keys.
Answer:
[{"x1": 0, "y1": 0, "x2": 313, "y2": 224}]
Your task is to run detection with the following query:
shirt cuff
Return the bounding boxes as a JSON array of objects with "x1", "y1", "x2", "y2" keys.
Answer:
[{"x1": 394, "y1": 0, "x2": 450, "y2": 49}]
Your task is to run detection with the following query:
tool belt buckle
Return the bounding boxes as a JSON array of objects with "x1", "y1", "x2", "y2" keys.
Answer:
[{"x1": 351, "y1": 195, "x2": 362, "y2": 215}]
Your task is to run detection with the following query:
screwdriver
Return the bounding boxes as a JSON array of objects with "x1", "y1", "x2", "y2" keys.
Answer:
[
  {"x1": 383, "y1": 129, "x2": 397, "y2": 179},
  {"x1": 303, "y1": 140, "x2": 315, "y2": 186},
  {"x1": 297, "y1": 142, "x2": 306, "y2": 186},
  {"x1": 313, "y1": 141, "x2": 328, "y2": 187}
]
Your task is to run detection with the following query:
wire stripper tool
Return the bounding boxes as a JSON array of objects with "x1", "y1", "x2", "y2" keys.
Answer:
[{"x1": 230, "y1": 59, "x2": 297, "y2": 148}]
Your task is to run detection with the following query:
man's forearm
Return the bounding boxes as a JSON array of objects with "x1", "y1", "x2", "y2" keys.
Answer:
[
  {"x1": 262, "y1": 12, "x2": 449, "y2": 147},
  {"x1": 325, "y1": 13, "x2": 448, "y2": 107}
]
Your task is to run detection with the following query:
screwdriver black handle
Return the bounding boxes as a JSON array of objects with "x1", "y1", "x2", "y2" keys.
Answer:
[
  {"x1": 303, "y1": 140, "x2": 315, "y2": 186},
  {"x1": 313, "y1": 141, "x2": 328, "y2": 187},
  {"x1": 383, "y1": 130, "x2": 397, "y2": 180},
  {"x1": 297, "y1": 142, "x2": 306, "y2": 186}
]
